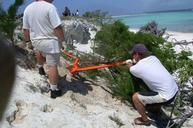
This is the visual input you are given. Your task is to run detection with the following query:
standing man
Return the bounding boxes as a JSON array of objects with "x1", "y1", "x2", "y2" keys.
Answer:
[
  {"x1": 76, "y1": 10, "x2": 79, "y2": 16},
  {"x1": 127, "y1": 43, "x2": 178, "y2": 125},
  {"x1": 23, "y1": 0, "x2": 65, "y2": 98}
]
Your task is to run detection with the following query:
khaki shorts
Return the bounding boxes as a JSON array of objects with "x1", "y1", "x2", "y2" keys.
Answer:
[
  {"x1": 45, "y1": 53, "x2": 60, "y2": 66},
  {"x1": 138, "y1": 91, "x2": 167, "y2": 106},
  {"x1": 32, "y1": 39, "x2": 60, "y2": 66},
  {"x1": 39, "y1": 52, "x2": 60, "y2": 66}
]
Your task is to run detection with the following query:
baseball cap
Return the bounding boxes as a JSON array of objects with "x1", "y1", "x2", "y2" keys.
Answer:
[{"x1": 130, "y1": 43, "x2": 149, "y2": 55}]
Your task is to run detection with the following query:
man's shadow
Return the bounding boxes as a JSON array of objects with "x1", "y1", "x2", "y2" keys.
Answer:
[
  {"x1": 146, "y1": 105, "x2": 176, "y2": 128},
  {"x1": 58, "y1": 74, "x2": 93, "y2": 96}
]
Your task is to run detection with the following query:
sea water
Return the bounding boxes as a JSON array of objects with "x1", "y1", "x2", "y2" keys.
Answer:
[{"x1": 113, "y1": 10, "x2": 193, "y2": 33}]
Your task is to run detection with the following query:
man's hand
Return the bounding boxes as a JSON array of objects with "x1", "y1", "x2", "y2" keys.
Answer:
[
  {"x1": 59, "y1": 41, "x2": 68, "y2": 51},
  {"x1": 60, "y1": 44, "x2": 64, "y2": 50},
  {"x1": 126, "y1": 59, "x2": 132, "y2": 64},
  {"x1": 27, "y1": 41, "x2": 33, "y2": 50},
  {"x1": 126, "y1": 59, "x2": 133, "y2": 68}
]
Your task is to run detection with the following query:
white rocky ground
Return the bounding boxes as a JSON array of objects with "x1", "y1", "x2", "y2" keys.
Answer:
[
  {"x1": 73, "y1": 27, "x2": 97, "y2": 53},
  {"x1": 0, "y1": 62, "x2": 153, "y2": 128},
  {"x1": 0, "y1": 28, "x2": 193, "y2": 128}
]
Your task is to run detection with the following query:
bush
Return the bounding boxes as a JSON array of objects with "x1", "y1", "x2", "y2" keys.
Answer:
[
  {"x1": 0, "y1": 0, "x2": 24, "y2": 45},
  {"x1": 82, "y1": 10, "x2": 111, "y2": 25},
  {"x1": 94, "y1": 21, "x2": 135, "y2": 60}
]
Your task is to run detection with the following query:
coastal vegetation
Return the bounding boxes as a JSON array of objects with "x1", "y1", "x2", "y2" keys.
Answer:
[
  {"x1": 82, "y1": 10, "x2": 111, "y2": 25},
  {"x1": 0, "y1": 0, "x2": 24, "y2": 45}
]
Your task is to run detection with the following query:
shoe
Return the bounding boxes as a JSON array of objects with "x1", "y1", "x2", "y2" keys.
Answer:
[
  {"x1": 134, "y1": 117, "x2": 151, "y2": 126},
  {"x1": 39, "y1": 67, "x2": 46, "y2": 76},
  {"x1": 50, "y1": 89, "x2": 62, "y2": 99}
]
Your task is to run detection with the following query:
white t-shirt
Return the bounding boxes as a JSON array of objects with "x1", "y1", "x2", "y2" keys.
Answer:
[
  {"x1": 130, "y1": 55, "x2": 178, "y2": 100},
  {"x1": 23, "y1": 1, "x2": 61, "y2": 53}
]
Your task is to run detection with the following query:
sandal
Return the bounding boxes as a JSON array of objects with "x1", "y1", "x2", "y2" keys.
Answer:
[{"x1": 134, "y1": 117, "x2": 151, "y2": 126}]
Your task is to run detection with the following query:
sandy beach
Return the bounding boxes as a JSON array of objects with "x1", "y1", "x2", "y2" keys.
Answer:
[
  {"x1": 130, "y1": 28, "x2": 193, "y2": 41},
  {"x1": 130, "y1": 29, "x2": 193, "y2": 57}
]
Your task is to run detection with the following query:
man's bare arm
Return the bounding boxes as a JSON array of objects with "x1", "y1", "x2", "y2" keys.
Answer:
[
  {"x1": 23, "y1": 29, "x2": 33, "y2": 49},
  {"x1": 54, "y1": 25, "x2": 65, "y2": 49},
  {"x1": 23, "y1": 29, "x2": 30, "y2": 42}
]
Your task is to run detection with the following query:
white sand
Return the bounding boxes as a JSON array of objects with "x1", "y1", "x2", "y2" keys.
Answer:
[
  {"x1": 164, "y1": 31, "x2": 193, "y2": 56},
  {"x1": 130, "y1": 28, "x2": 193, "y2": 42},
  {"x1": 130, "y1": 29, "x2": 193, "y2": 57}
]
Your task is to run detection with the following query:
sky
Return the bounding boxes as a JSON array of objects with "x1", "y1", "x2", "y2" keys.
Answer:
[{"x1": 1, "y1": 0, "x2": 193, "y2": 16}]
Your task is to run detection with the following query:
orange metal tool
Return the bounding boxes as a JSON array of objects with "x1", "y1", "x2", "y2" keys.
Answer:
[{"x1": 62, "y1": 50, "x2": 127, "y2": 75}]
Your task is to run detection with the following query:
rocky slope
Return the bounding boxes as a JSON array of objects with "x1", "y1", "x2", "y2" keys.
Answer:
[
  {"x1": 0, "y1": 63, "x2": 151, "y2": 128},
  {"x1": 1, "y1": 19, "x2": 193, "y2": 128}
]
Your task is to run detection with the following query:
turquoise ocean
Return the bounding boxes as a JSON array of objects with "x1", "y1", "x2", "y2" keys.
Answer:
[{"x1": 113, "y1": 10, "x2": 193, "y2": 33}]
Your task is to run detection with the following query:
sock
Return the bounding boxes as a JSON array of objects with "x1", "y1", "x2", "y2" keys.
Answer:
[
  {"x1": 50, "y1": 84, "x2": 59, "y2": 91},
  {"x1": 37, "y1": 64, "x2": 43, "y2": 68}
]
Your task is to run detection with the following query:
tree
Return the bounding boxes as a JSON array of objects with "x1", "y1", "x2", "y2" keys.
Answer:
[
  {"x1": 62, "y1": 6, "x2": 71, "y2": 16},
  {"x1": 139, "y1": 21, "x2": 166, "y2": 37},
  {"x1": 83, "y1": 10, "x2": 111, "y2": 25},
  {"x1": 0, "y1": 0, "x2": 24, "y2": 45}
]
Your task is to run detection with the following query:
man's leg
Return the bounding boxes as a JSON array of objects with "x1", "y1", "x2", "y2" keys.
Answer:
[
  {"x1": 46, "y1": 53, "x2": 62, "y2": 98},
  {"x1": 132, "y1": 91, "x2": 167, "y2": 125},
  {"x1": 36, "y1": 51, "x2": 46, "y2": 75},
  {"x1": 132, "y1": 92, "x2": 149, "y2": 122},
  {"x1": 47, "y1": 65, "x2": 58, "y2": 85}
]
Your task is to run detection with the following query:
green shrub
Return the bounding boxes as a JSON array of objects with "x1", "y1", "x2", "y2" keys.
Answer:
[
  {"x1": 94, "y1": 21, "x2": 135, "y2": 60},
  {"x1": 82, "y1": 10, "x2": 111, "y2": 25},
  {"x1": 0, "y1": 0, "x2": 24, "y2": 45},
  {"x1": 107, "y1": 67, "x2": 134, "y2": 101}
]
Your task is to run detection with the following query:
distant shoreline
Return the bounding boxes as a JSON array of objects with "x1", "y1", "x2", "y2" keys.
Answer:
[
  {"x1": 112, "y1": 8, "x2": 193, "y2": 17},
  {"x1": 112, "y1": 10, "x2": 193, "y2": 33},
  {"x1": 130, "y1": 28, "x2": 193, "y2": 41},
  {"x1": 144, "y1": 8, "x2": 193, "y2": 14}
]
